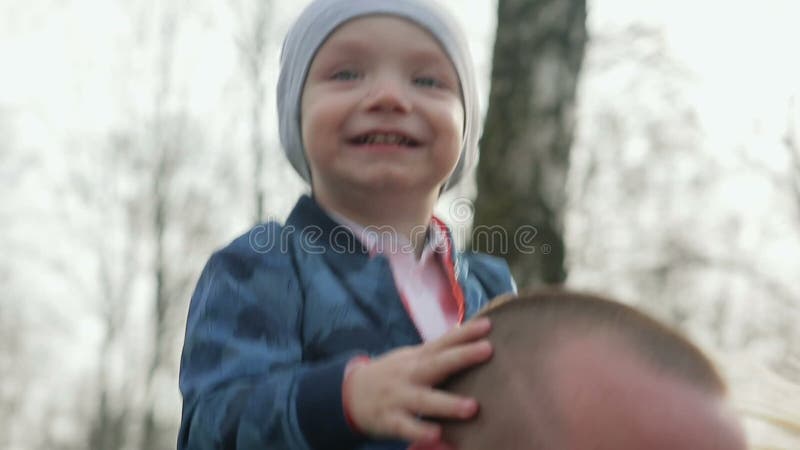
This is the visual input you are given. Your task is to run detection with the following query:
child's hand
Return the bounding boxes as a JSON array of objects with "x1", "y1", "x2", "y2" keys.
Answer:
[{"x1": 343, "y1": 318, "x2": 492, "y2": 445}]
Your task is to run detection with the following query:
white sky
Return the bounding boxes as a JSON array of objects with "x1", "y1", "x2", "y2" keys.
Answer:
[
  {"x1": 3, "y1": 0, "x2": 798, "y2": 154},
  {"x1": 591, "y1": 0, "x2": 800, "y2": 154}
]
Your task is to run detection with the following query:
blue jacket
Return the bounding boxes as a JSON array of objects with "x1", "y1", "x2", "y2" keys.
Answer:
[{"x1": 178, "y1": 195, "x2": 515, "y2": 450}]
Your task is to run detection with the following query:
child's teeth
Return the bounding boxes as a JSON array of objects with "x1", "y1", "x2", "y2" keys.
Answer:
[{"x1": 360, "y1": 134, "x2": 411, "y2": 145}]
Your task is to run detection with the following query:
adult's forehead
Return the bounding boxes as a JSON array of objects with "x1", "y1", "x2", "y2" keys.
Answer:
[{"x1": 549, "y1": 334, "x2": 746, "y2": 450}]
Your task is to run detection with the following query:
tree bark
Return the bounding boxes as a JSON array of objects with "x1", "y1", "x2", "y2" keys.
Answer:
[{"x1": 472, "y1": 0, "x2": 587, "y2": 287}]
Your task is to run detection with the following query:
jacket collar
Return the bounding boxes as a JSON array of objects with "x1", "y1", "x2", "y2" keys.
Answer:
[
  {"x1": 285, "y1": 194, "x2": 371, "y2": 257},
  {"x1": 287, "y1": 195, "x2": 418, "y2": 342},
  {"x1": 286, "y1": 195, "x2": 479, "y2": 328}
]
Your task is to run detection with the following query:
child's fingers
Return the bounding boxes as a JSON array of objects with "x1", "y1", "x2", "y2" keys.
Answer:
[
  {"x1": 414, "y1": 340, "x2": 492, "y2": 384},
  {"x1": 406, "y1": 388, "x2": 478, "y2": 420},
  {"x1": 426, "y1": 317, "x2": 491, "y2": 352},
  {"x1": 385, "y1": 412, "x2": 441, "y2": 444}
]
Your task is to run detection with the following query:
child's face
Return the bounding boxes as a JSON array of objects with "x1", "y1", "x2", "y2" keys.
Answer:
[{"x1": 300, "y1": 15, "x2": 464, "y2": 198}]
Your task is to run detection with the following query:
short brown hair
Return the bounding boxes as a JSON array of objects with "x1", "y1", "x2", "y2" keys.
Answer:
[{"x1": 439, "y1": 288, "x2": 727, "y2": 449}]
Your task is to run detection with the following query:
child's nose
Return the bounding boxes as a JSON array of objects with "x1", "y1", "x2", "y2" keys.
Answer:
[{"x1": 364, "y1": 76, "x2": 412, "y2": 113}]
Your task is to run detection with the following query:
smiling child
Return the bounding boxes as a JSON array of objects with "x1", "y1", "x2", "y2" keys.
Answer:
[{"x1": 178, "y1": 1, "x2": 516, "y2": 449}]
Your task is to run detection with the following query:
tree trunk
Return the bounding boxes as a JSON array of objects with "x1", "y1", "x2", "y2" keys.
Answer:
[{"x1": 472, "y1": 0, "x2": 587, "y2": 287}]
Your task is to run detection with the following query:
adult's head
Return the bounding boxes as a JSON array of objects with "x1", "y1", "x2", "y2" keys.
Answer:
[{"x1": 439, "y1": 289, "x2": 747, "y2": 450}]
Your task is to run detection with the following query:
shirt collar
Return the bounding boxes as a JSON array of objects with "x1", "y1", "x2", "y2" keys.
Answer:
[{"x1": 324, "y1": 208, "x2": 449, "y2": 260}]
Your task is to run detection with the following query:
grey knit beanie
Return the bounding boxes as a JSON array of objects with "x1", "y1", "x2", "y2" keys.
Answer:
[{"x1": 277, "y1": 0, "x2": 480, "y2": 192}]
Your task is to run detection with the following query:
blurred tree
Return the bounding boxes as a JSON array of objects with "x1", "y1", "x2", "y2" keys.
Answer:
[
  {"x1": 566, "y1": 25, "x2": 800, "y2": 448},
  {"x1": 45, "y1": 2, "x2": 227, "y2": 448},
  {"x1": 0, "y1": 106, "x2": 75, "y2": 449},
  {"x1": 2, "y1": 1, "x2": 252, "y2": 448},
  {"x1": 139, "y1": 11, "x2": 223, "y2": 445},
  {"x1": 140, "y1": 8, "x2": 181, "y2": 449},
  {"x1": 566, "y1": 25, "x2": 708, "y2": 326},
  {"x1": 232, "y1": 0, "x2": 274, "y2": 224},
  {"x1": 0, "y1": 267, "x2": 25, "y2": 449},
  {"x1": 738, "y1": 101, "x2": 800, "y2": 389},
  {"x1": 472, "y1": 0, "x2": 587, "y2": 287},
  {"x1": 72, "y1": 131, "x2": 140, "y2": 450}
]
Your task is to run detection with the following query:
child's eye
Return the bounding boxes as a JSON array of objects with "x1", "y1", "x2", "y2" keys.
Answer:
[
  {"x1": 331, "y1": 70, "x2": 360, "y2": 81},
  {"x1": 413, "y1": 76, "x2": 442, "y2": 88}
]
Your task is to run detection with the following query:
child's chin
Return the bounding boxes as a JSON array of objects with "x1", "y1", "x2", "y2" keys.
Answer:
[{"x1": 353, "y1": 175, "x2": 439, "y2": 194}]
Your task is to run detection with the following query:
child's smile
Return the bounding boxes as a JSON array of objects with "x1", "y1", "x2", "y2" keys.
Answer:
[
  {"x1": 348, "y1": 130, "x2": 421, "y2": 150},
  {"x1": 300, "y1": 15, "x2": 465, "y2": 196}
]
